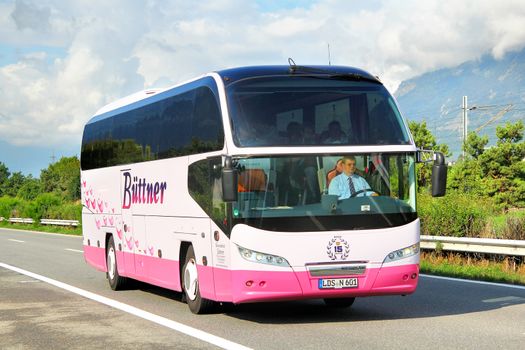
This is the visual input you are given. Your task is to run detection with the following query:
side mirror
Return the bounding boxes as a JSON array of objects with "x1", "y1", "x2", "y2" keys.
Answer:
[
  {"x1": 431, "y1": 152, "x2": 447, "y2": 197},
  {"x1": 222, "y1": 157, "x2": 238, "y2": 202}
]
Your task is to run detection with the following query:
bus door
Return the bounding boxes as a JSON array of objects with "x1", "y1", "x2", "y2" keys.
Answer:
[{"x1": 211, "y1": 220, "x2": 232, "y2": 300}]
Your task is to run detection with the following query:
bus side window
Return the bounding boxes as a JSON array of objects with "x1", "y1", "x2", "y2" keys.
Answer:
[{"x1": 191, "y1": 87, "x2": 224, "y2": 153}]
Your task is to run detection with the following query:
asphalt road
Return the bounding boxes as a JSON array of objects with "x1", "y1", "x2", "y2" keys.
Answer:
[{"x1": 1, "y1": 227, "x2": 525, "y2": 350}]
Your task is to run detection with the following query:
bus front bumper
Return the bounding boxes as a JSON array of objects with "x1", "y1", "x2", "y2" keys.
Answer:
[{"x1": 228, "y1": 263, "x2": 419, "y2": 304}]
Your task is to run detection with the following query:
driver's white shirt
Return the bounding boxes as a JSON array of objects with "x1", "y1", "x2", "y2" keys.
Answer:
[{"x1": 328, "y1": 173, "x2": 372, "y2": 200}]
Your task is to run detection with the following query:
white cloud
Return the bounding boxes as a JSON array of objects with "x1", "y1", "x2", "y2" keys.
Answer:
[{"x1": 1, "y1": 0, "x2": 525, "y2": 148}]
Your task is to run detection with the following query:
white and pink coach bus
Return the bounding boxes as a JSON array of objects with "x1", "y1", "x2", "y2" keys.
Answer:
[{"x1": 81, "y1": 64, "x2": 447, "y2": 313}]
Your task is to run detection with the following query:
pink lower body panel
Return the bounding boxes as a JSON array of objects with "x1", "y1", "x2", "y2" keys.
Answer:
[
  {"x1": 85, "y1": 245, "x2": 418, "y2": 304},
  {"x1": 84, "y1": 245, "x2": 107, "y2": 272},
  {"x1": 83, "y1": 245, "x2": 181, "y2": 292},
  {"x1": 213, "y1": 264, "x2": 419, "y2": 304}
]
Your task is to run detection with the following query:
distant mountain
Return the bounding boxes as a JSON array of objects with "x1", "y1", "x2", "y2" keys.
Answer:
[{"x1": 394, "y1": 48, "x2": 525, "y2": 159}]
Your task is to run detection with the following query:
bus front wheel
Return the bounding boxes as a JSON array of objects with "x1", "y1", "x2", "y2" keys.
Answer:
[
  {"x1": 323, "y1": 297, "x2": 356, "y2": 308},
  {"x1": 107, "y1": 236, "x2": 127, "y2": 290},
  {"x1": 182, "y1": 245, "x2": 215, "y2": 314}
]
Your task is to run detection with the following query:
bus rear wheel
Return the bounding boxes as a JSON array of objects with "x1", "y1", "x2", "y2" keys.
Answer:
[
  {"x1": 182, "y1": 245, "x2": 215, "y2": 314},
  {"x1": 107, "y1": 236, "x2": 127, "y2": 290},
  {"x1": 323, "y1": 297, "x2": 356, "y2": 308}
]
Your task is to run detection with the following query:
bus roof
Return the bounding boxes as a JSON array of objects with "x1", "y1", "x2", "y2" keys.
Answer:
[
  {"x1": 215, "y1": 65, "x2": 381, "y2": 86},
  {"x1": 87, "y1": 65, "x2": 381, "y2": 125}
]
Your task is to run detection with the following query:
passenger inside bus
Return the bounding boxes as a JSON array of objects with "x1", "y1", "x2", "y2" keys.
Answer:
[
  {"x1": 285, "y1": 121, "x2": 304, "y2": 145},
  {"x1": 326, "y1": 158, "x2": 343, "y2": 188},
  {"x1": 320, "y1": 120, "x2": 348, "y2": 144}
]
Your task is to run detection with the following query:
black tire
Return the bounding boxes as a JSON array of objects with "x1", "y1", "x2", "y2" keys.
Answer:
[
  {"x1": 323, "y1": 297, "x2": 356, "y2": 308},
  {"x1": 182, "y1": 245, "x2": 215, "y2": 314},
  {"x1": 107, "y1": 236, "x2": 127, "y2": 290}
]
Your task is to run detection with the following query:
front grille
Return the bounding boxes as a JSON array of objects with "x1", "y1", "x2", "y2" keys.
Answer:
[{"x1": 307, "y1": 263, "x2": 367, "y2": 277}]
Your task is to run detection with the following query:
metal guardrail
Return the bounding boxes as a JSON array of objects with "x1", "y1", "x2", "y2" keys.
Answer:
[
  {"x1": 421, "y1": 235, "x2": 525, "y2": 256},
  {"x1": 8, "y1": 218, "x2": 35, "y2": 224},
  {"x1": 6, "y1": 217, "x2": 79, "y2": 227},
  {"x1": 40, "y1": 219, "x2": 79, "y2": 227}
]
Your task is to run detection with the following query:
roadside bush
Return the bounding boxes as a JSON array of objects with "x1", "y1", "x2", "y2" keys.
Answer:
[
  {"x1": 418, "y1": 191, "x2": 489, "y2": 237},
  {"x1": 502, "y1": 216, "x2": 525, "y2": 240},
  {"x1": 0, "y1": 194, "x2": 81, "y2": 223},
  {"x1": 0, "y1": 196, "x2": 29, "y2": 218},
  {"x1": 45, "y1": 203, "x2": 82, "y2": 221},
  {"x1": 25, "y1": 193, "x2": 62, "y2": 221}
]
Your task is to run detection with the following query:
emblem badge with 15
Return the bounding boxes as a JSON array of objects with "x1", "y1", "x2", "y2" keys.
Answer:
[{"x1": 326, "y1": 236, "x2": 349, "y2": 260}]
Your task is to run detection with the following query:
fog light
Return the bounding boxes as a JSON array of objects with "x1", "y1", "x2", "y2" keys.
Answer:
[
  {"x1": 246, "y1": 280, "x2": 253, "y2": 287},
  {"x1": 403, "y1": 274, "x2": 409, "y2": 281},
  {"x1": 411, "y1": 273, "x2": 417, "y2": 279},
  {"x1": 259, "y1": 281, "x2": 266, "y2": 287}
]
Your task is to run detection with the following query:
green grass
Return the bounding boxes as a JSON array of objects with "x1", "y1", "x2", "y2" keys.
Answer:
[
  {"x1": 0, "y1": 220, "x2": 82, "y2": 236},
  {"x1": 421, "y1": 252, "x2": 525, "y2": 285}
]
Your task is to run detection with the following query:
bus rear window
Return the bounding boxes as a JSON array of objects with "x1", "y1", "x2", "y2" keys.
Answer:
[{"x1": 227, "y1": 76, "x2": 410, "y2": 147}]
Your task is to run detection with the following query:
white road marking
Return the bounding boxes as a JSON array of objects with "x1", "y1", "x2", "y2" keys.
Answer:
[
  {"x1": 482, "y1": 296, "x2": 525, "y2": 303},
  {"x1": 65, "y1": 248, "x2": 83, "y2": 253},
  {"x1": 420, "y1": 274, "x2": 525, "y2": 290},
  {"x1": 8, "y1": 239, "x2": 25, "y2": 243},
  {"x1": 19, "y1": 280, "x2": 41, "y2": 283},
  {"x1": 0, "y1": 262, "x2": 252, "y2": 350}
]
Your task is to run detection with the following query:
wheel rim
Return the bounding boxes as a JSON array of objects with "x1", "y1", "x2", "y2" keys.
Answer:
[
  {"x1": 108, "y1": 246, "x2": 116, "y2": 280},
  {"x1": 184, "y1": 258, "x2": 198, "y2": 301}
]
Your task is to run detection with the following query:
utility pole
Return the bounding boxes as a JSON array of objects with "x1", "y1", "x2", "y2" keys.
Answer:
[
  {"x1": 327, "y1": 43, "x2": 331, "y2": 66},
  {"x1": 462, "y1": 96, "x2": 468, "y2": 158}
]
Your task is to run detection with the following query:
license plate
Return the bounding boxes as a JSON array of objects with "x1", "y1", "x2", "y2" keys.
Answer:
[{"x1": 318, "y1": 278, "x2": 358, "y2": 289}]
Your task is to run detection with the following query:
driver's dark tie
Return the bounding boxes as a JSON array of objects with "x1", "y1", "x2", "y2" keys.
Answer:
[{"x1": 348, "y1": 176, "x2": 356, "y2": 196}]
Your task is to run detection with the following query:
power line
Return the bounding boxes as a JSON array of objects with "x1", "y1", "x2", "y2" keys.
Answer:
[{"x1": 474, "y1": 104, "x2": 513, "y2": 133}]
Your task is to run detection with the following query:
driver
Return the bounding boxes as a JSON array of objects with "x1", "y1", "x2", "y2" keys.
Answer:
[{"x1": 328, "y1": 156, "x2": 375, "y2": 199}]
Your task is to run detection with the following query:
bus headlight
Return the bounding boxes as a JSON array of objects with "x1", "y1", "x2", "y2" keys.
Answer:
[
  {"x1": 237, "y1": 245, "x2": 290, "y2": 267},
  {"x1": 383, "y1": 243, "x2": 419, "y2": 263}
]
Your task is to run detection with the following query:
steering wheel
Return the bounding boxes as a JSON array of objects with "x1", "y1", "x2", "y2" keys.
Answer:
[{"x1": 350, "y1": 188, "x2": 378, "y2": 198}]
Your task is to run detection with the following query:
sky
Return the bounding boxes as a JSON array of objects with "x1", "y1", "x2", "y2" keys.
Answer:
[{"x1": 1, "y1": 0, "x2": 525, "y2": 176}]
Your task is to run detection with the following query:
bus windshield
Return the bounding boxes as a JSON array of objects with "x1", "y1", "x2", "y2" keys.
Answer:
[
  {"x1": 227, "y1": 76, "x2": 410, "y2": 147},
  {"x1": 232, "y1": 153, "x2": 416, "y2": 232}
]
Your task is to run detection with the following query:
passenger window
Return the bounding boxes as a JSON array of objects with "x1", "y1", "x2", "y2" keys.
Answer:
[{"x1": 191, "y1": 87, "x2": 224, "y2": 152}]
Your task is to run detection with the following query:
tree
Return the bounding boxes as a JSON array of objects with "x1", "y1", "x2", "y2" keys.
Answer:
[
  {"x1": 40, "y1": 156, "x2": 81, "y2": 201},
  {"x1": 409, "y1": 121, "x2": 450, "y2": 156},
  {"x1": 477, "y1": 121, "x2": 525, "y2": 208},
  {"x1": 496, "y1": 120, "x2": 523, "y2": 144},
  {"x1": 0, "y1": 162, "x2": 10, "y2": 196},
  {"x1": 3, "y1": 172, "x2": 26, "y2": 197},
  {"x1": 17, "y1": 177, "x2": 42, "y2": 201},
  {"x1": 447, "y1": 158, "x2": 484, "y2": 194},
  {"x1": 463, "y1": 132, "x2": 489, "y2": 159}
]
